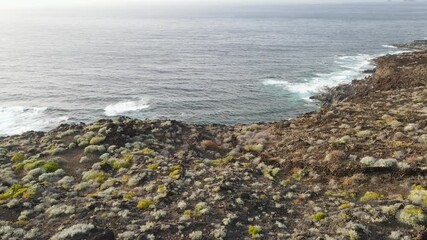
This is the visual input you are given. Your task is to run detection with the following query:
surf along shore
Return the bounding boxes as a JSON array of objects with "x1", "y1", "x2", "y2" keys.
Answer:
[{"x1": 0, "y1": 41, "x2": 426, "y2": 239}]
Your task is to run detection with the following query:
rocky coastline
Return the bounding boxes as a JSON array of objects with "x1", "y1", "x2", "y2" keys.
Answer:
[{"x1": 0, "y1": 41, "x2": 426, "y2": 239}]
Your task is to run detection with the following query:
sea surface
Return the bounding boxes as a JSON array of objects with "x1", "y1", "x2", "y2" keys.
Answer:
[{"x1": 1, "y1": 3, "x2": 427, "y2": 136}]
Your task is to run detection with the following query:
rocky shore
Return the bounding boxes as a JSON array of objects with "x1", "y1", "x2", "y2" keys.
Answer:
[{"x1": 0, "y1": 42, "x2": 426, "y2": 240}]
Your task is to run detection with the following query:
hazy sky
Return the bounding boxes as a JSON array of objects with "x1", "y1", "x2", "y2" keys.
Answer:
[{"x1": 0, "y1": 0, "x2": 386, "y2": 9}]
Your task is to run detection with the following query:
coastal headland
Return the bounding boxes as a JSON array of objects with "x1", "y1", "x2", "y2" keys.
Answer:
[{"x1": 0, "y1": 41, "x2": 426, "y2": 239}]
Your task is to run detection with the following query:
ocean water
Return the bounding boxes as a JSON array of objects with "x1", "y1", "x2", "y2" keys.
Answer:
[{"x1": 1, "y1": 3, "x2": 427, "y2": 136}]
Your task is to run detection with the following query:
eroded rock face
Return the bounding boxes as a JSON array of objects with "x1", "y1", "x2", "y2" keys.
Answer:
[{"x1": 0, "y1": 47, "x2": 426, "y2": 240}]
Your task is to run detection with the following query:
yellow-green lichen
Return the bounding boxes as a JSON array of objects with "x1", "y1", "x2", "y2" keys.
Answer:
[
  {"x1": 211, "y1": 159, "x2": 223, "y2": 166},
  {"x1": 142, "y1": 147, "x2": 156, "y2": 155},
  {"x1": 211, "y1": 155, "x2": 233, "y2": 166},
  {"x1": 340, "y1": 200, "x2": 351, "y2": 208},
  {"x1": 0, "y1": 184, "x2": 34, "y2": 200},
  {"x1": 41, "y1": 161, "x2": 59, "y2": 173},
  {"x1": 411, "y1": 184, "x2": 425, "y2": 191},
  {"x1": 244, "y1": 144, "x2": 264, "y2": 152},
  {"x1": 157, "y1": 184, "x2": 166, "y2": 194},
  {"x1": 169, "y1": 165, "x2": 181, "y2": 171},
  {"x1": 310, "y1": 212, "x2": 327, "y2": 221},
  {"x1": 291, "y1": 167, "x2": 311, "y2": 181},
  {"x1": 137, "y1": 199, "x2": 153, "y2": 209},
  {"x1": 360, "y1": 191, "x2": 384, "y2": 202},
  {"x1": 11, "y1": 152, "x2": 25, "y2": 162},
  {"x1": 263, "y1": 166, "x2": 281, "y2": 180},
  {"x1": 147, "y1": 163, "x2": 159, "y2": 169},
  {"x1": 248, "y1": 225, "x2": 262, "y2": 238},
  {"x1": 397, "y1": 205, "x2": 427, "y2": 228},
  {"x1": 110, "y1": 158, "x2": 132, "y2": 170},
  {"x1": 82, "y1": 170, "x2": 108, "y2": 182},
  {"x1": 14, "y1": 159, "x2": 45, "y2": 171},
  {"x1": 169, "y1": 169, "x2": 180, "y2": 179},
  {"x1": 408, "y1": 184, "x2": 427, "y2": 206},
  {"x1": 89, "y1": 135, "x2": 106, "y2": 145},
  {"x1": 325, "y1": 189, "x2": 356, "y2": 198},
  {"x1": 192, "y1": 202, "x2": 209, "y2": 217},
  {"x1": 123, "y1": 191, "x2": 136, "y2": 200}
]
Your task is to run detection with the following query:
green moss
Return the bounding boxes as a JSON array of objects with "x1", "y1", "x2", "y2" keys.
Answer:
[
  {"x1": 41, "y1": 161, "x2": 59, "y2": 173},
  {"x1": 147, "y1": 163, "x2": 159, "y2": 169},
  {"x1": 169, "y1": 169, "x2": 180, "y2": 179},
  {"x1": 211, "y1": 159, "x2": 223, "y2": 166},
  {"x1": 14, "y1": 160, "x2": 45, "y2": 171},
  {"x1": 211, "y1": 155, "x2": 233, "y2": 166},
  {"x1": 360, "y1": 191, "x2": 384, "y2": 202},
  {"x1": 11, "y1": 152, "x2": 25, "y2": 162},
  {"x1": 142, "y1": 147, "x2": 156, "y2": 155},
  {"x1": 310, "y1": 212, "x2": 327, "y2": 221},
  {"x1": 412, "y1": 184, "x2": 425, "y2": 191},
  {"x1": 89, "y1": 135, "x2": 106, "y2": 145},
  {"x1": 248, "y1": 225, "x2": 262, "y2": 238},
  {"x1": 58, "y1": 129, "x2": 75, "y2": 138},
  {"x1": 194, "y1": 203, "x2": 204, "y2": 211},
  {"x1": 84, "y1": 131, "x2": 96, "y2": 140},
  {"x1": 78, "y1": 140, "x2": 89, "y2": 147},
  {"x1": 110, "y1": 158, "x2": 132, "y2": 170},
  {"x1": 325, "y1": 189, "x2": 355, "y2": 198},
  {"x1": 123, "y1": 191, "x2": 136, "y2": 200},
  {"x1": 157, "y1": 184, "x2": 166, "y2": 194},
  {"x1": 137, "y1": 199, "x2": 153, "y2": 209},
  {"x1": 169, "y1": 165, "x2": 181, "y2": 171},
  {"x1": 0, "y1": 184, "x2": 34, "y2": 200},
  {"x1": 82, "y1": 170, "x2": 108, "y2": 182}
]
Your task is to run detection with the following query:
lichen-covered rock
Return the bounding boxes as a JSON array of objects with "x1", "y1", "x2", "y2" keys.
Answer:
[
  {"x1": 408, "y1": 185, "x2": 427, "y2": 206},
  {"x1": 397, "y1": 205, "x2": 427, "y2": 228},
  {"x1": 50, "y1": 223, "x2": 95, "y2": 240}
]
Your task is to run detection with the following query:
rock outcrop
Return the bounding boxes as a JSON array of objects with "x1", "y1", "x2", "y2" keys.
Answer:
[
  {"x1": 394, "y1": 40, "x2": 427, "y2": 51},
  {"x1": 311, "y1": 42, "x2": 427, "y2": 106}
]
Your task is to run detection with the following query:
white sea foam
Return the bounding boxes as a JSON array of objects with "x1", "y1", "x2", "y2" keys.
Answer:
[
  {"x1": 104, "y1": 98, "x2": 150, "y2": 116},
  {"x1": 263, "y1": 46, "x2": 412, "y2": 98},
  {"x1": 263, "y1": 54, "x2": 375, "y2": 95},
  {"x1": 0, "y1": 106, "x2": 68, "y2": 136},
  {"x1": 382, "y1": 44, "x2": 398, "y2": 49}
]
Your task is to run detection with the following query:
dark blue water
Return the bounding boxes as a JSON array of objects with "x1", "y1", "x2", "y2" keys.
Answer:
[{"x1": 1, "y1": 3, "x2": 427, "y2": 135}]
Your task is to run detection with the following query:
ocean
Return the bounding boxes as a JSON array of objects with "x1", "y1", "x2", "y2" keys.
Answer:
[{"x1": 1, "y1": 3, "x2": 427, "y2": 136}]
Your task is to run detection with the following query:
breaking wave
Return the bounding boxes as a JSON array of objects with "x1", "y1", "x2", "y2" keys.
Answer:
[
  {"x1": 104, "y1": 98, "x2": 150, "y2": 117},
  {"x1": 0, "y1": 106, "x2": 68, "y2": 136}
]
